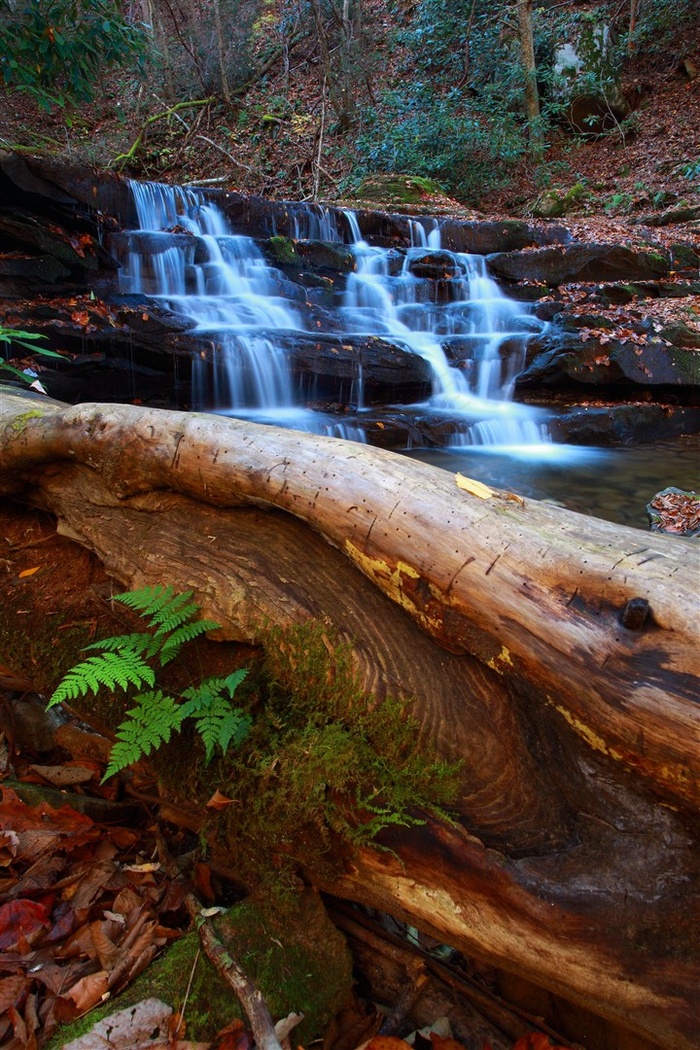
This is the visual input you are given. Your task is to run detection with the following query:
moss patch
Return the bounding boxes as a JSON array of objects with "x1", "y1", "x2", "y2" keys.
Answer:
[
  {"x1": 153, "y1": 619, "x2": 461, "y2": 902},
  {"x1": 355, "y1": 174, "x2": 443, "y2": 204},
  {"x1": 46, "y1": 891, "x2": 353, "y2": 1048}
]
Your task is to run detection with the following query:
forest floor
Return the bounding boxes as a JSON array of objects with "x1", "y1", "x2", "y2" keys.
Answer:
[{"x1": 0, "y1": 36, "x2": 699, "y2": 224}]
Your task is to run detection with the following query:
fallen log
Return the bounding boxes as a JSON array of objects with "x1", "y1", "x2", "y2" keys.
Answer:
[{"x1": 1, "y1": 385, "x2": 698, "y2": 1049}]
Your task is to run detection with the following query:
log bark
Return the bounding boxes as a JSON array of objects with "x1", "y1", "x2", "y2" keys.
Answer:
[{"x1": 1, "y1": 386, "x2": 698, "y2": 1049}]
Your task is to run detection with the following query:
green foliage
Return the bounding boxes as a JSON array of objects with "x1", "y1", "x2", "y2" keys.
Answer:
[
  {"x1": 351, "y1": 88, "x2": 525, "y2": 202},
  {"x1": 48, "y1": 586, "x2": 251, "y2": 780},
  {"x1": 0, "y1": 326, "x2": 62, "y2": 384},
  {"x1": 626, "y1": 0, "x2": 698, "y2": 54},
  {"x1": 0, "y1": 0, "x2": 147, "y2": 110},
  {"x1": 681, "y1": 158, "x2": 700, "y2": 182}
]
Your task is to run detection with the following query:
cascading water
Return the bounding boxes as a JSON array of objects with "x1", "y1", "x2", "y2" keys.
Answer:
[{"x1": 113, "y1": 181, "x2": 551, "y2": 450}]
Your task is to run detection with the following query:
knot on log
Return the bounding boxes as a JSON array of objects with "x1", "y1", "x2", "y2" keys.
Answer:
[{"x1": 620, "y1": 597, "x2": 650, "y2": 630}]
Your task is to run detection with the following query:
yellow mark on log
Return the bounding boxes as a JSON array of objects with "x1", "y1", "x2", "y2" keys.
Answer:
[
  {"x1": 345, "y1": 540, "x2": 443, "y2": 633},
  {"x1": 345, "y1": 539, "x2": 417, "y2": 604},
  {"x1": 487, "y1": 646, "x2": 513, "y2": 672},
  {"x1": 553, "y1": 703, "x2": 623, "y2": 761}
]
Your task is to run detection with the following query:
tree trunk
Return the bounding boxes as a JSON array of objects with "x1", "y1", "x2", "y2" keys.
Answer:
[
  {"x1": 516, "y1": 0, "x2": 542, "y2": 151},
  {"x1": 1, "y1": 387, "x2": 698, "y2": 1049}
]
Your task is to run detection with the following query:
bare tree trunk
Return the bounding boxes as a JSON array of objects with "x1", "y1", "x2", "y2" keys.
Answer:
[
  {"x1": 628, "y1": 0, "x2": 638, "y2": 53},
  {"x1": 1, "y1": 388, "x2": 698, "y2": 1050},
  {"x1": 516, "y1": 0, "x2": 542, "y2": 151}
]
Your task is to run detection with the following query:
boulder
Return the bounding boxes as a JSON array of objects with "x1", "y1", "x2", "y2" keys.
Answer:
[
  {"x1": 550, "y1": 20, "x2": 629, "y2": 134},
  {"x1": 517, "y1": 331, "x2": 700, "y2": 394},
  {"x1": 488, "y1": 243, "x2": 679, "y2": 285},
  {"x1": 549, "y1": 403, "x2": 700, "y2": 445}
]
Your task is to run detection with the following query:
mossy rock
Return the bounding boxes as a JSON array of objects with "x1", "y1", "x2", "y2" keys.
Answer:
[
  {"x1": 264, "y1": 235, "x2": 299, "y2": 264},
  {"x1": 659, "y1": 321, "x2": 700, "y2": 348},
  {"x1": 354, "y1": 174, "x2": 443, "y2": 205},
  {"x1": 531, "y1": 183, "x2": 588, "y2": 219},
  {"x1": 215, "y1": 890, "x2": 353, "y2": 1043},
  {"x1": 669, "y1": 243, "x2": 700, "y2": 271},
  {"x1": 47, "y1": 890, "x2": 353, "y2": 1047}
]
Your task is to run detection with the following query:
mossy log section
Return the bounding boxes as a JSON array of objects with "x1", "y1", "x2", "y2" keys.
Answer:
[{"x1": 1, "y1": 387, "x2": 699, "y2": 1050}]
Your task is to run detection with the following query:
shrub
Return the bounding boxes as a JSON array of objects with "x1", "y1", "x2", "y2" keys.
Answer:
[
  {"x1": 351, "y1": 88, "x2": 526, "y2": 202},
  {"x1": 0, "y1": 0, "x2": 147, "y2": 110}
]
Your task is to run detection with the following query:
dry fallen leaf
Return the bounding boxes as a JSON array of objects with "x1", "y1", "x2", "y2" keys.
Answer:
[
  {"x1": 454, "y1": 473, "x2": 495, "y2": 499},
  {"x1": 206, "y1": 790, "x2": 236, "y2": 809}
]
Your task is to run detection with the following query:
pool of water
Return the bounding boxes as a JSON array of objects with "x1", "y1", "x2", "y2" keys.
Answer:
[{"x1": 406, "y1": 434, "x2": 700, "y2": 531}]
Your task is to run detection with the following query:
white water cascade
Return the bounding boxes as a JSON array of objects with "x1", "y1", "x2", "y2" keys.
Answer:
[{"x1": 113, "y1": 181, "x2": 551, "y2": 450}]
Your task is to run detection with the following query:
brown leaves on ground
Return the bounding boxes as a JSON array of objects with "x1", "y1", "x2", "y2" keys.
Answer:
[
  {"x1": 364, "y1": 1029, "x2": 569, "y2": 1050},
  {"x1": 648, "y1": 488, "x2": 700, "y2": 534},
  {"x1": 0, "y1": 785, "x2": 185, "y2": 1048}
]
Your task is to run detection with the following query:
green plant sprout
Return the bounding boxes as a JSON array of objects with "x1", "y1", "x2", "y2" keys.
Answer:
[
  {"x1": 0, "y1": 326, "x2": 63, "y2": 384},
  {"x1": 48, "y1": 586, "x2": 251, "y2": 781}
]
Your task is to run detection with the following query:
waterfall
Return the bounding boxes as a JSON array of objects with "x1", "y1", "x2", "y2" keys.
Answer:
[{"x1": 113, "y1": 181, "x2": 550, "y2": 449}]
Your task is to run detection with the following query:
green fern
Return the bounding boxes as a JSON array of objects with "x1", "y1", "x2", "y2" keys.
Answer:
[
  {"x1": 114, "y1": 585, "x2": 199, "y2": 632},
  {"x1": 181, "y1": 670, "x2": 252, "y2": 762},
  {"x1": 48, "y1": 586, "x2": 250, "y2": 781},
  {"x1": 158, "y1": 619, "x2": 222, "y2": 666},
  {"x1": 50, "y1": 650, "x2": 155, "y2": 704},
  {"x1": 102, "y1": 690, "x2": 187, "y2": 780}
]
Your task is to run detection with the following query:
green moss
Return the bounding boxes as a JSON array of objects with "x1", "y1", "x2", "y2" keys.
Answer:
[
  {"x1": 46, "y1": 890, "x2": 353, "y2": 1048},
  {"x1": 356, "y1": 174, "x2": 443, "y2": 204},
  {"x1": 216, "y1": 890, "x2": 353, "y2": 1044},
  {"x1": 44, "y1": 935, "x2": 217, "y2": 1048},
  {"x1": 265, "y1": 235, "x2": 299, "y2": 264},
  {"x1": 156, "y1": 619, "x2": 461, "y2": 901}
]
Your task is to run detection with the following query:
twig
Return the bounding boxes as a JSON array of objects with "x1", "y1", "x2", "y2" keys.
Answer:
[
  {"x1": 313, "y1": 76, "x2": 327, "y2": 202},
  {"x1": 156, "y1": 828, "x2": 284, "y2": 1050},
  {"x1": 195, "y1": 135, "x2": 255, "y2": 172},
  {"x1": 112, "y1": 98, "x2": 216, "y2": 168},
  {"x1": 175, "y1": 947, "x2": 201, "y2": 1038}
]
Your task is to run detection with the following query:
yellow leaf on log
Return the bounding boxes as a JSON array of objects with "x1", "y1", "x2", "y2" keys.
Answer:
[{"x1": 454, "y1": 473, "x2": 495, "y2": 500}]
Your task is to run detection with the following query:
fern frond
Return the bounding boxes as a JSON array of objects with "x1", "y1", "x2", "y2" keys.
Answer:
[
  {"x1": 222, "y1": 668, "x2": 249, "y2": 696},
  {"x1": 180, "y1": 668, "x2": 248, "y2": 712},
  {"x1": 158, "y1": 619, "x2": 222, "y2": 665},
  {"x1": 83, "y1": 632, "x2": 161, "y2": 659},
  {"x1": 193, "y1": 695, "x2": 252, "y2": 763},
  {"x1": 114, "y1": 585, "x2": 197, "y2": 632},
  {"x1": 101, "y1": 690, "x2": 186, "y2": 781},
  {"x1": 49, "y1": 651, "x2": 155, "y2": 707}
]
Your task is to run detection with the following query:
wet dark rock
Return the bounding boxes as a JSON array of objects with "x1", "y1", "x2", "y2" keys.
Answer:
[
  {"x1": 406, "y1": 251, "x2": 465, "y2": 280},
  {"x1": 292, "y1": 240, "x2": 356, "y2": 274},
  {"x1": 517, "y1": 332, "x2": 700, "y2": 395},
  {"x1": 0, "y1": 252, "x2": 71, "y2": 287},
  {"x1": 487, "y1": 244, "x2": 678, "y2": 286},
  {"x1": 548, "y1": 403, "x2": 700, "y2": 445},
  {"x1": 199, "y1": 330, "x2": 433, "y2": 407}
]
